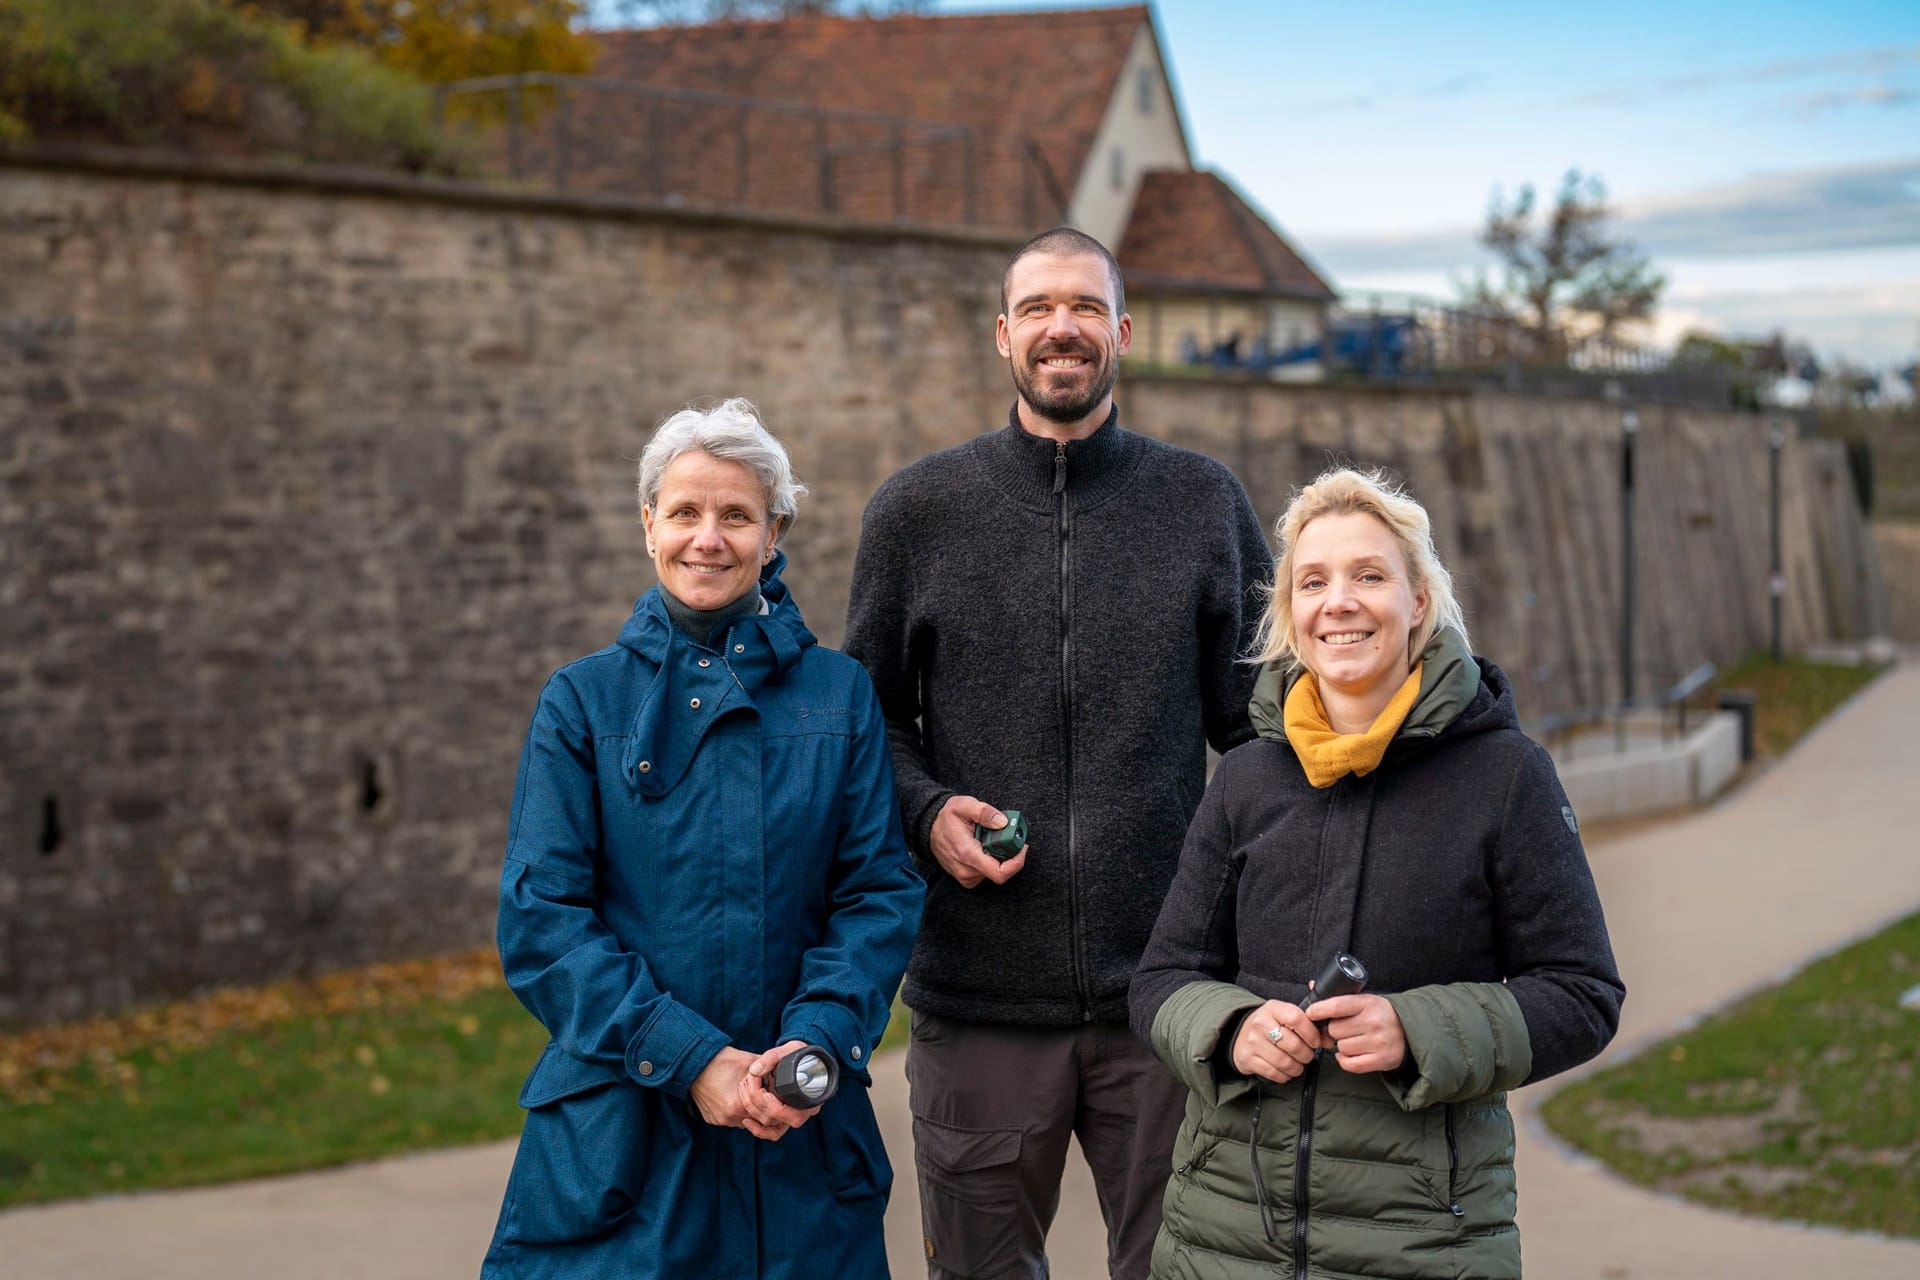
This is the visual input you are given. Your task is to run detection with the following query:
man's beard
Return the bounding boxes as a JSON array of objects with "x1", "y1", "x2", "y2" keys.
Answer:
[{"x1": 1012, "y1": 342, "x2": 1116, "y2": 425}]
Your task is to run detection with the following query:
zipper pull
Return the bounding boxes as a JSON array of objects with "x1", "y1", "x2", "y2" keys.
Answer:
[{"x1": 1053, "y1": 440, "x2": 1067, "y2": 494}]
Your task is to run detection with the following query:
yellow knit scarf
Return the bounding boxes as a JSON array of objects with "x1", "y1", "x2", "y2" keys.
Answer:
[{"x1": 1283, "y1": 663, "x2": 1425, "y2": 788}]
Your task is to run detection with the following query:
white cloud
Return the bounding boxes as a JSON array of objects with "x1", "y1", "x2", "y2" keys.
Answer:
[
  {"x1": 1620, "y1": 159, "x2": 1920, "y2": 257},
  {"x1": 1793, "y1": 83, "x2": 1920, "y2": 114},
  {"x1": 1295, "y1": 93, "x2": 1377, "y2": 115},
  {"x1": 1555, "y1": 41, "x2": 1920, "y2": 108},
  {"x1": 1306, "y1": 158, "x2": 1920, "y2": 279},
  {"x1": 1664, "y1": 280, "x2": 1920, "y2": 366}
]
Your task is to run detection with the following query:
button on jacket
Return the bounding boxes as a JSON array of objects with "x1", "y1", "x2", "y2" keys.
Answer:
[{"x1": 481, "y1": 554, "x2": 925, "y2": 1280}]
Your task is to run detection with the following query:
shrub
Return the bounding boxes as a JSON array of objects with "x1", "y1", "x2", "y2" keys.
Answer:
[{"x1": 0, "y1": 0, "x2": 469, "y2": 172}]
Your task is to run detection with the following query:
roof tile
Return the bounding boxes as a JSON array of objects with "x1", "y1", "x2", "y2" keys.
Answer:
[
  {"x1": 1117, "y1": 168, "x2": 1336, "y2": 300},
  {"x1": 564, "y1": 6, "x2": 1150, "y2": 229}
]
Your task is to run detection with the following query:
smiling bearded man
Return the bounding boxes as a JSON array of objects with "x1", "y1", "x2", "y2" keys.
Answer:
[{"x1": 845, "y1": 228, "x2": 1274, "y2": 1280}]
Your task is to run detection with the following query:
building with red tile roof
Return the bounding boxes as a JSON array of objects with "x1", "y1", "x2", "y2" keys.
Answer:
[
  {"x1": 1118, "y1": 168, "x2": 1336, "y2": 372},
  {"x1": 485, "y1": 4, "x2": 1335, "y2": 373}
]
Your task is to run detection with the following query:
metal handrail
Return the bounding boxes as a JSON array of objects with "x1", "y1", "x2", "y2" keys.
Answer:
[{"x1": 1533, "y1": 661, "x2": 1721, "y2": 757}]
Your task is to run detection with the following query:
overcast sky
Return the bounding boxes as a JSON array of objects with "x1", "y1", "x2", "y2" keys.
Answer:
[{"x1": 591, "y1": 1, "x2": 1920, "y2": 369}]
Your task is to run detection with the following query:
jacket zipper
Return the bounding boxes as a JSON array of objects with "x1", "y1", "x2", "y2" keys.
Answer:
[
  {"x1": 1444, "y1": 1103, "x2": 1465, "y2": 1217},
  {"x1": 1293, "y1": 1056, "x2": 1320, "y2": 1278},
  {"x1": 1054, "y1": 441, "x2": 1090, "y2": 1019}
]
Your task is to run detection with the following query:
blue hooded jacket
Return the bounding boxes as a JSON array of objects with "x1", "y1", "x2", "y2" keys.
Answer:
[{"x1": 482, "y1": 555, "x2": 924, "y2": 1279}]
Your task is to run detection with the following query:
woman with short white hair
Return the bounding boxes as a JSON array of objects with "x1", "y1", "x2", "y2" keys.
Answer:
[
  {"x1": 1131, "y1": 466, "x2": 1623, "y2": 1279},
  {"x1": 483, "y1": 398, "x2": 924, "y2": 1279}
]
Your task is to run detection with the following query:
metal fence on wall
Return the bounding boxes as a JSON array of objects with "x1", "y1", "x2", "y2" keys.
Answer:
[
  {"x1": 1160, "y1": 291, "x2": 1742, "y2": 410},
  {"x1": 431, "y1": 72, "x2": 1068, "y2": 232}
]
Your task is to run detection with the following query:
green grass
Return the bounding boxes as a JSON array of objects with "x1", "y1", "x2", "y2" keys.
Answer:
[
  {"x1": 0, "y1": 961, "x2": 546, "y2": 1208},
  {"x1": 1542, "y1": 912, "x2": 1920, "y2": 1237},
  {"x1": 0, "y1": 954, "x2": 917, "y2": 1209},
  {"x1": 879, "y1": 994, "x2": 912, "y2": 1055},
  {"x1": 1714, "y1": 654, "x2": 1886, "y2": 759}
]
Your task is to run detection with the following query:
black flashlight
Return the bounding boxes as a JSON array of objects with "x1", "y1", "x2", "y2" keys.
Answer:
[
  {"x1": 767, "y1": 1043, "x2": 840, "y2": 1109},
  {"x1": 1299, "y1": 951, "x2": 1368, "y2": 1011}
]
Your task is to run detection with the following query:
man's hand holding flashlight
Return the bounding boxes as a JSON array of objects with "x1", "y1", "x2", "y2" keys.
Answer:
[{"x1": 929, "y1": 796, "x2": 1027, "y2": 888}]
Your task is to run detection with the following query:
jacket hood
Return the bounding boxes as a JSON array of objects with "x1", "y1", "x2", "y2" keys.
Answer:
[
  {"x1": 614, "y1": 550, "x2": 816, "y2": 797},
  {"x1": 1248, "y1": 626, "x2": 1512, "y2": 746}
]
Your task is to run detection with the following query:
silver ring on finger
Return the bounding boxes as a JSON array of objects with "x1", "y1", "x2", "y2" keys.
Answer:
[{"x1": 1266, "y1": 1025, "x2": 1286, "y2": 1046}]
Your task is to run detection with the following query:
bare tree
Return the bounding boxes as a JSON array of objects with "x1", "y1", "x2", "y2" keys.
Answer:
[
  {"x1": 607, "y1": 0, "x2": 929, "y2": 22},
  {"x1": 1463, "y1": 170, "x2": 1666, "y2": 359}
]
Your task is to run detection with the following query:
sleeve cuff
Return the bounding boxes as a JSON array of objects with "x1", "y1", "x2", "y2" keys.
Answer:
[
  {"x1": 1379, "y1": 982, "x2": 1532, "y2": 1111},
  {"x1": 625, "y1": 999, "x2": 730, "y2": 1094},
  {"x1": 779, "y1": 1002, "x2": 872, "y2": 1082},
  {"x1": 1148, "y1": 980, "x2": 1263, "y2": 1106},
  {"x1": 907, "y1": 789, "x2": 954, "y2": 868}
]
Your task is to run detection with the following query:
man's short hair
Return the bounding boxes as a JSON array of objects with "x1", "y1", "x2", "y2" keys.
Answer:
[{"x1": 1001, "y1": 227, "x2": 1126, "y2": 317}]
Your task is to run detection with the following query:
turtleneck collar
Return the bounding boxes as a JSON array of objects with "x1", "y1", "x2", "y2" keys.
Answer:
[
  {"x1": 660, "y1": 583, "x2": 763, "y2": 649},
  {"x1": 975, "y1": 403, "x2": 1144, "y2": 512}
]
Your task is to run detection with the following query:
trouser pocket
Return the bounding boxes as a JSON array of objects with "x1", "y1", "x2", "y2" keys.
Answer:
[{"x1": 913, "y1": 1114, "x2": 1025, "y2": 1279}]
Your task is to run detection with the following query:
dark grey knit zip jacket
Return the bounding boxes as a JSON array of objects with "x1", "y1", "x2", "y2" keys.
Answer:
[{"x1": 844, "y1": 407, "x2": 1272, "y2": 1026}]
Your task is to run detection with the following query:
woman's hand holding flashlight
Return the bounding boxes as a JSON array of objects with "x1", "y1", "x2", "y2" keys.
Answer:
[
  {"x1": 1230, "y1": 999, "x2": 1322, "y2": 1083},
  {"x1": 737, "y1": 1040, "x2": 824, "y2": 1141},
  {"x1": 689, "y1": 1047, "x2": 762, "y2": 1130},
  {"x1": 1310, "y1": 994, "x2": 1407, "y2": 1074}
]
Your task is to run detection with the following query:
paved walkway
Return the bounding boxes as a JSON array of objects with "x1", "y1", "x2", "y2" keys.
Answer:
[{"x1": 4, "y1": 661, "x2": 1918, "y2": 1278}]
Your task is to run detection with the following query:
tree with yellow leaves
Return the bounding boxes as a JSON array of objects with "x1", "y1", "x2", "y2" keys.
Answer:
[{"x1": 232, "y1": 1, "x2": 595, "y2": 82}]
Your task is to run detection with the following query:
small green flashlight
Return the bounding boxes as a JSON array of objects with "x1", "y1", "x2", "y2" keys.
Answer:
[{"x1": 973, "y1": 809, "x2": 1028, "y2": 862}]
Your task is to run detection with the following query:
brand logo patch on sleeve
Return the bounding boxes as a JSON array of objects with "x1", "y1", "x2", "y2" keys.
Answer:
[{"x1": 1562, "y1": 804, "x2": 1579, "y2": 834}]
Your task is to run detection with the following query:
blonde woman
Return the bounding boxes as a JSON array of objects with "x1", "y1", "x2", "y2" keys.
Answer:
[{"x1": 1130, "y1": 466, "x2": 1623, "y2": 1279}]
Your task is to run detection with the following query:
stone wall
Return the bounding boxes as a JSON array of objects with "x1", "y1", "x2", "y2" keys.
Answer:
[
  {"x1": 0, "y1": 156, "x2": 1016, "y2": 1025},
  {"x1": 1125, "y1": 378, "x2": 1887, "y2": 716},
  {"x1": 0, "y1": 156, "x2": 1886, "y2": 1024},
  {"x1": 1874, "y1": 523, "x2": 1920, "y2": 643}
]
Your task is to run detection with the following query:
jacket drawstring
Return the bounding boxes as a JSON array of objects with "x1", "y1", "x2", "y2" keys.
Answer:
[{"x1": 1250, "y1": 1092, "x2": 1278, "y2": 1244}]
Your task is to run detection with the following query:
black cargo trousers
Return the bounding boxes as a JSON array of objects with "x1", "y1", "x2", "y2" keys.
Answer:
[{"x1": 905, "y1": 1008, "x2": 1187, "y2": 1279}]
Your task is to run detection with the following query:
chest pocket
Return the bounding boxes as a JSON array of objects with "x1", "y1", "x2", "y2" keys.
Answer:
[{"x1": 760, "y1": 720, "x2": 853, "y2": 844}]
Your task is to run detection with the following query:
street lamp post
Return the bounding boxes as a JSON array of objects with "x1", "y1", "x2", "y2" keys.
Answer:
[
  {"x1": 1769, "y1": 423, "x2": 1785, "y2": 663},
  {"x1": 1618, "y1": 402, "x2": 1639, "y2": 751}
]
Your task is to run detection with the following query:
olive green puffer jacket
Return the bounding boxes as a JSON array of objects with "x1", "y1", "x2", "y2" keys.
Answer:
[{"x1": 1149, "y1": 979, "x2": 1531, "y2": 1280}]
